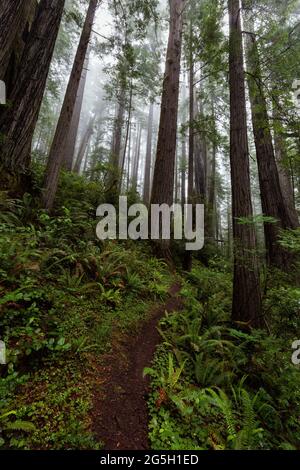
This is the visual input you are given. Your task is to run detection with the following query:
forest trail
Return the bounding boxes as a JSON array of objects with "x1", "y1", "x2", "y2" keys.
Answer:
[{"x1": 92, "y1": 282, "x2": 184, "y2": 450}]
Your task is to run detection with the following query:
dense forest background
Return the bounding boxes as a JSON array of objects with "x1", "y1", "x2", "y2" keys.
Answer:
[{"x1": 0, "y1": 0, "x2": 300, "y2": 451}]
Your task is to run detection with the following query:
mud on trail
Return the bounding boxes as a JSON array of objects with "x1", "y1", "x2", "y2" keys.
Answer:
[{"x1": 92, "y1": 282, "x2": 183, "y2": 450}]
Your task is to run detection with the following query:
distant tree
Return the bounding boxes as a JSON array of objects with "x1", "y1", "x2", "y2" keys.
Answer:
[
  {"x1": 43, "y1": 0, "x2": 99, "y2": 210},
  {"x1": 63, "y1": 47, "x2": 90, "y2": 171},
  {"x1": 0, "y1": 0, "x2": 38, "y2": 102},
  {"x1": 143, "y1": 103, "x2": 154, "y2": 205}
]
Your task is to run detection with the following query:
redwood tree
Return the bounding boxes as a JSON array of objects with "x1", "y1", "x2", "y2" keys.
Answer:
[
  {"x1": 242, "y1": 2, "x2": 299, "y2": 269},
  {"x1": 0, "y1": 1, "x2": 30, "y2": 80},
  {"x1": 0, "y1": 0, "x2": 65, "y2": 193},
  {"x1": 143, "y1": 103, "x2": 154, "y2": 205},
  {"x1": 228, "y1": 0, "x2": 262, "y2": 327},
  {"x1": 63, "y1": 48, "x2": 90, "y2": 171},
  {"x1": 43, "y1": 0, "x2": 98, "y2": 210},
  {"x1": 150, "y1": 0, "x2": 186, "y2": 254}
]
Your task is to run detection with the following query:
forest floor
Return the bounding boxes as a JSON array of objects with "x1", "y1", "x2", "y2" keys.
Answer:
[{"x1": 91, "y1": 282, "x2": 184, "y2": 450}]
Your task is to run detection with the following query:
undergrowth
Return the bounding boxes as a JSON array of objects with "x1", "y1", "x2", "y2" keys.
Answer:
[
  {"x1": 147, "y1": 259, "x2": 300, "y2": 450},
  {"x1": 0, "y1": 179, "x2": 172, "y2": 449},
  {"x1": 1, "y1": 172, "x2": 300, "y2": 451}
]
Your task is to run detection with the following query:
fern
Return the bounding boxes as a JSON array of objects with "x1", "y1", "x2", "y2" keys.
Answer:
[
  {"x1": 5, "y1": 420, "x2": 36, "y2": 432},
  {"x1": 205, "y1": 388, "x2": 237, "y2": 441}
]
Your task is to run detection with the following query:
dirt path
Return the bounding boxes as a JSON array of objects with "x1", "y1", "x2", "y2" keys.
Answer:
[{"x1": 91, "y1": 282, "x2": 183, "y2": 450}]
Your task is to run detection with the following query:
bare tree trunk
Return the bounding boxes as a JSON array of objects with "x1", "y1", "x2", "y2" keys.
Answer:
[
  {"x1": 193, "y1": 77, "x2": 207, "y2": 203},
  {"x1": 1, "y1": 0, "x2": 38, "y2": 102},
  {"x1": 74, "y1": 119, "x2": 94, "y2": 174},
  {"x1": 120, "y1": 83, "x2": 133, "y2": 192},
  {"x1": 126, "y1": 123, "x2": 132, "y2": 191},
  {"x1": 107, "y1": 83, "x2": 126, "y2": 203},
  {"x1": 113, "y1": 97, "x2": 126, "y2": 168},
  {"x1": 0, "y1": 0, "x2": 65, "y2": 194},
  {"x1": 188, "y1": 21, "x2": 194, "y2": 205},
  {"x1": 132, "y1": 124, "x2": 142, "y2": 191},
  {"x1": 243, "y1": 4, "x2": 298, "y2": 270},
  {"x1": 150, "y1": 0, "x2": 186, "y2": 256},
  {"x1": 181, "y1": 135, "x2": 187, "y2": 207},
  {"x1": 184, "y1": 20, "x2": 196, "y2": 272},
  {"x1": 143, "y1": 103, "x2": 154, "y2": 204},
  {"x1": 228, "y1": 0, "x2": 262, "y2": 328},
  {"x1": 0, "y1": 1, "x2": 23, "y2": 78},
  {"x1": 0, "y1": 1, "x2": 35, "y2": 79},
  {"x1": 207, "y1": 135, "x2": 217, "y2": 242},
  {"x1": 174, "y1": 149, "x2": 179, "y2": 202},
  {"x1": 227, "y1": 198, "x2": 233, "y2": 259},
  {"x1": 83, "y1": 140, "x2": 91, "y2": 174},
  {"x1": 43, "y1": 0, "x2": 98, "y2": 210},
  {"x1": 64, "y1": 47, "x2": 90, "y2": 171},
  {"x1": 272, "y1": 99, "x2": 299, "y2": 224}
]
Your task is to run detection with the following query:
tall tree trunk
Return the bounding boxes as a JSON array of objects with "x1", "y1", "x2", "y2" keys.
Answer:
[
  {"x1": 0, "y1": 0, "x2": 65, "y2": 194},
  {"x1": 180, "y1": 71, "x2": 188, "y2": 208},
  {"x1": 174, "y1": 149, "x2": 179, "y2": 202},
  {"x1": 0, "y1": 1, "x2": 23, "y2": 79},
  {"x1": 150, "y1": 0, "x2": 186, "y2": 256},
  {"x1": 0, "y1": 1, "x2": 37, "y2": 83},
  {"x1": 188, "y1": 21, "x2": 194, "y2": 205},
  {"x1": 126, "y1": 123, "x2": 132, "y2": 191},
  {"x1": 113, "y1": 98, "x2": 126, "y2": 168},
  {"x1": 207, "y1": 129, "x2": 217, "y2": 242},
  {"x1": 74, "y1": 119, "x2": 94, "y2": 174},
  {"x1": 272, "y1": 98, "x2": 299, "y2": 224},
  {"x1": 43, "y1": 0, "x2": 98, "y2": 210},
  {"x1": 227, "y1": 198, "x2": 233, "y2": 259},
  {"x1": 64, "y1": 47, "x2": 90, "y2": 171},
  {"x1": 143, "y1": 103, "x2": 154, "y2": 205},
  {"x1": 107, "y1": 84, "x2": 126, "y2": 203},
  {"x1": 184, "y1": 20, "x2": 196, "y2": 272},
  {"x1": 228, "y1": 0, "x2": 262, "y2": 328},
  {"x1": 132, "y1": 124, "x2": 142, "y2": 191},
  {"x1": 194, "y1": 90, "x2": 207, "y2": 202},
  {"x1": 180, "y1": 135, "x2": 187, "y2": 207},
  {"x1": 242, "y1": 4, "x2": 298, "y2": 270},
  {"x1": 120, "y1": 83, "x2": 133, "y2": 192}
]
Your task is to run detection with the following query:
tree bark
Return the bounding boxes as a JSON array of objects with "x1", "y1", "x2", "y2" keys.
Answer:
[
  {"x1": 0, "y1": 0, "x2": 65, "y2": 194},
  {"x1": 272, "y1": 98, "x2": 299, "y2": 225},
  {"x1": 64, "y1": 47, "x2": 90, "y2": 171},
  {"x1": 107, "y1": 90, "x2": 126, "y2": 203},
  {"x1": 4, "y1": 1, "x2": 38, "y2": 99},
  {"x1": 194, "y1": 90, "x2": 207, "y2": 202},
  {"x1": 0, "y1": 1, "x2": 37, "y2": 82},
  {"x1": 120, "y1": 83, "x2": 133, "y2": 192},
  {"x1": 74, "y1": 119, "x2": 94, "y2": 174},
  {"x1": 132, "y1": 123, "x2": 142, "y2": 191},
  {"x1": 150, "y1": 0, "x2": 186, "y2": 254},
  {"x1": 242, "y1": 4, "x2": 299, "y2": 270},
  {"x1": 126, "y1": 123, "x2": 132, "y2": 191},
  {"x1": 180, "y1": 135, "x2": 187, "y2": 207},
  {"x1": 228, "y1": 0, "x2": 262, "y2": 328},
  {"x1": 207, "y1": 107, "x2": 217, "y2": 243},
  {"x1": 188, "y1": 20, "x2": 194, "y2": 205},
  {"x1": 43, "y1": 0, "x2": 98, "y2": 210},
  {"x1": 143, "y1": 103, "x2": 154, "y2": 204}
]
